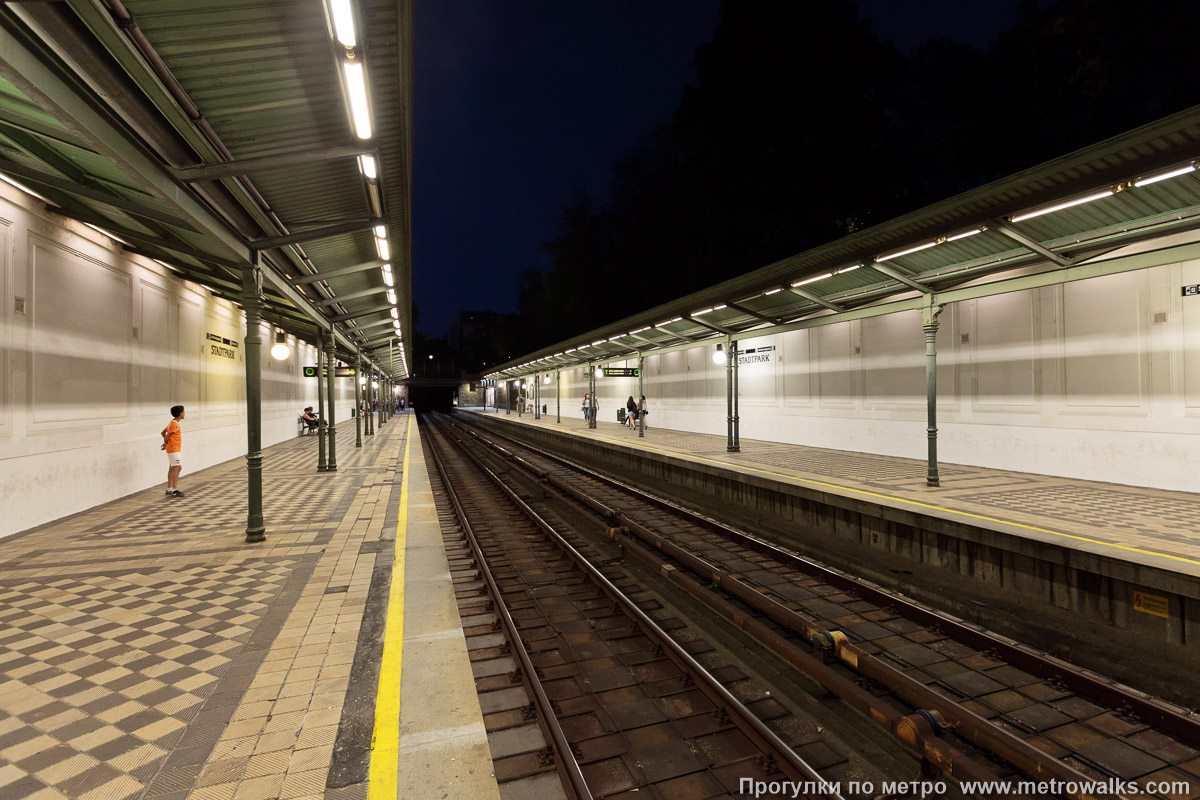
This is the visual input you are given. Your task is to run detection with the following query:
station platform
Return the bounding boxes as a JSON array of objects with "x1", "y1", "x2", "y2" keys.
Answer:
[
  {"x1": 0, "y1": 416, "x2": 499, "y2": 800},
  {"x1": 460, "y1": 407, "x2": 1200, "y2": 697}
]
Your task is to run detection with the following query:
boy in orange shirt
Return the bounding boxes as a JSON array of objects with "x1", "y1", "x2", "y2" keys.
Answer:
[{"x1": 161, "y1": 405, "x2": 185, "y2": 497}]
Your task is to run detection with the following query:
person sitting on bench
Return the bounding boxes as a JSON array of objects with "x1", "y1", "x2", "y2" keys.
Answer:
[{"x1": 300, "y1": 407, "x2": 319, "y2": 434}]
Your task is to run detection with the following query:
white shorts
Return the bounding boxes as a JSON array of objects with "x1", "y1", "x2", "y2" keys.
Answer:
[{"x1": 166, "y1": 451, "x2": 182, "y2": 468}]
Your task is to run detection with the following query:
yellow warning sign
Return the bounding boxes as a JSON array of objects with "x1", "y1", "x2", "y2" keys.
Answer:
[{"x1": 1133, "y1": 591, "x2": 1169, "y2": 619}]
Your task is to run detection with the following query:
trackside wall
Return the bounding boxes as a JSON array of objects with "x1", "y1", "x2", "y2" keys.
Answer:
[
  {"x1": 557, "y1": 259, "x2": 1200, "y2": 492},
  {"x1": 0, "y1": 186, "x2": 357, "y2": 537}
]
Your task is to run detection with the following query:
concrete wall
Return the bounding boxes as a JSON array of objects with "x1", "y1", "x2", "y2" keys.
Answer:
[
  {"x1": 552, "y1": 259, "x2": 1200, "y2": 492},
  {"x1": 0, "y1": 186, "x2": 357, "y2": 537}
]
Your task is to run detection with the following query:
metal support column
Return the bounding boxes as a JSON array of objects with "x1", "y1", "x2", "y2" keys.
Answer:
[
  {"x1": 366, "y1": 376, "x2": 374, "y2": 435},
  {"x1": 506, "y1": 381, "x2": 511, "y2": 415},
  {"x1": 354, "y1": 354, "x2": 363, "y2": 448},
  {"x1": 556, "y1": 372, "x2": 560, "y2": 423},
  {"x1": 534, "y1": 376, "x2": 540, "y2": 420},
  {"x1": 379, "y1": 379, "x2": 386, "y2": 426},
  {"x1": 922, "y1": 303, "x2": 944, "y2": 486},
  {"x1": 638, "y1": 353, "x2": 645, "y2": 438},
  {"x1": 732, "y1": 340, "x2": 741, "y2": 452},
  {"x1": 725, "y1": 340, "x2": 735, "y2": 452},
  {"x1": 316, "y1": 331, "x2": 328, "y2": 471},
  {"x1": 589, "y1": 365, "x2": 597, "y2": 429},
  {"x1": 325, "y1": 337, "x2": 338, "y2": 471},
  {"x1": 241, "y1": 263, "x2": 267, "y2": 543}
]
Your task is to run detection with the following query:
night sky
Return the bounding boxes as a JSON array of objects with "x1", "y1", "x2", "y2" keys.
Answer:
[{"x1": 412, "y1": 0, "x2": 1020, "y2": 339}]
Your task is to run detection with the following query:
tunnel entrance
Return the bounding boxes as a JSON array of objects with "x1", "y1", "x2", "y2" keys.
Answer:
[{"x1": 407, "y1": 383, "x2": 456, "y2": 412}]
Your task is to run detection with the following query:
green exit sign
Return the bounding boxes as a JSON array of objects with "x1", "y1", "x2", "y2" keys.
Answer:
[
  {"x1": 303, "y1": 366, "x2": 319, "y2": 377},
  {"x1": 602, "y1": 368, "x2": 639, "y2": 377}
]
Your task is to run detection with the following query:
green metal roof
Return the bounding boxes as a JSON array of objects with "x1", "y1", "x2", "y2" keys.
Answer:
[
  {"x1": 490, "y1": 104, "x2": 1200, "y2": 378},
  {"x1": 0, "y1": 0, "x2": 412, "y2": 376}
]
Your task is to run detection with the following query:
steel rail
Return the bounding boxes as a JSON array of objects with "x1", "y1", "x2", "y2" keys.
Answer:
[
  {"x1": 429, "y1": 414, "x2": 842, "y2": 799},
  {"x1": 450, "y1": 413, "x2": 1200, "y2": 800},
  {"x1": 459, "y1": 413, "x2": 1200, "y2": 745},
  {"x1": 421, "y1": 421, "x2": 592, "y2": 800}
]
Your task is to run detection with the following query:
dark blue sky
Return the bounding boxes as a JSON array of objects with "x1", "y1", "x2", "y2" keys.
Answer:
[{"x1": 412, "y1": 1, "x2": 1020, "y2": 338}]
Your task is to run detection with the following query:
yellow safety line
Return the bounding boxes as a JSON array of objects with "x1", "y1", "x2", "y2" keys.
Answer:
[
  {"x1": 562, "y1": 421, "x2": 1200, "y2": 569},
  {"x1": 368, "y1": 418, "x2": 412, "y2": 800}
]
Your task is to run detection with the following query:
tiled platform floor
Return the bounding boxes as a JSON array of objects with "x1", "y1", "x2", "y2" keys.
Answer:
[
  {"x1": 0, "y1": 419, "x2": 407, "y2": 800},
  {"x1": 465, "y1": 408, "x2": 1200, "y2": 572}
]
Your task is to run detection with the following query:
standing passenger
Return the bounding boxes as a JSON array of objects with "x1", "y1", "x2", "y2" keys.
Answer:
[
  {"x1": 161, "y1": 405, "x2": 186, "y2": 497},
  {"x1": 639, "y1": 395, "x2": 649, "y2": 430},
  {"x1": 582, "y1": 393, "x2": 590, "y2": 423},
  {"x1": 625, "y1": 396, "x2": 637, "y2": 429}
]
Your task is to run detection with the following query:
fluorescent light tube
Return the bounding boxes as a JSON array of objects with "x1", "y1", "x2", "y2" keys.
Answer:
[
  {"x1": 837, "y1": 264, "x2": 862, "y2": 273},
  {"x1": 390, "y1": 308, "x2": 398, "y2": 319},
  {"x1": 1010, "y1": 190, "x2": 1113, "y2": 223},
  {"x1": 792, "y1": 272, "x2": 833, "y2": 286},
  {"x1": 764, "y1": 288, "x2": 783, "y2": 296},
  {"x1": 381, "y1": 262, "x2": 392, "y2": 273},
  {"x1": 1133, "y1": 165, "x2": 1196, "y2": 187},
  {"x1": 374, "y1": 225, "x2": 386, "y2": 237},
  {"x1": 376, "y1": 237, "x2": 390, "y2": 260},
  {"x1": 383, "y1": 271, "x2": 393, "y2": 286},
  {"x1": 386, "y1": 289, "x2": 396, "y2": 304},
  {"x1": 330, "y1": 0, "x2": 357, "y2": 47},
  {"x1": 876, "y1": 241, "x2": 938, "y2": 262},
  {"x1": 342, "y1": 61, "x2": 372, "y2": 139},
  {"x1": 946, "y1": 228, "x2": 983, "y2": 241},
  {"x1": 359, "y1": 155, "x2": 376, "y2": 180},
  {"x1": 0, "y1": 173, "x2": 51, "y2": 203},
  {"x1": 84, "y1": 222, "x2": 130, "y2": 246}
]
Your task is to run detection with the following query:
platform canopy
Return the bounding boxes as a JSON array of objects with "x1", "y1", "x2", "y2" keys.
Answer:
[
  {"x1": 489, "y1": 104, "x2": 1200, "y2": 378},
  {"x1": 0, "y1": 0, "x2": 411, "y2": 377}
]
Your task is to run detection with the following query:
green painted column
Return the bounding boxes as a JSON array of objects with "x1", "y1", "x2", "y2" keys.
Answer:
[
  {"x1": 241, "y1": 264, "x2": 266, "y2": 543},
  {"x1": 725, "y1": 341, "x2": 735, "y2": 452},
  {"x1": 556, "y1": 371, "x2": 560, "y2": 423},
  {"x1": 316, "y1": 331, "x2": 328, "y2": 471},
  {"x1": 638, "y1": 354, "x2": 644, "y2": 438},
  {"x1": 732, "y1": 340, "x2": 741, "y2": 452},
  {"x1": 354, "y1": 354, "x2": 363, "y2": 448},
  {"x1": 325, "y1": 337, "x2": 338, "y2": 472},
  {"x1": 922, "y1": 303, "x2": 945, "y2": 487},
  {"x1": 367, "y1": 374, "x2": 374, "y2": 435}
]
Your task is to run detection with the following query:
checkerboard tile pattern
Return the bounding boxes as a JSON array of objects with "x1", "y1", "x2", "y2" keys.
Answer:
[
  {"x1": 478, "y1": 411, "x2": 1200, "y2": 563},
  {"x1": 0, "y1": 421, "x2": 408, "y2": 800}
]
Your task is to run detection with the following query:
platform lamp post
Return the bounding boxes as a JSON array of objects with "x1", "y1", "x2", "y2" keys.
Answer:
[
  {"x1": 555, "y1": 371, "x2": 560, "y2": 423},
  {"x1": 241, "y1": 261, "x2": 266, "y2": 543},
  {"x1": 922, "y1": 302, "x2": 945, "y2": 487},
  {"x1": 316, "y1": 331, "x2": 328, "y2": 470},
  {"x1": 325, "y1": 337, "x2": 338, "y2": 471},
  {"x1": 534, "y1": 374, "x2": 540, "y2": 420},
  {"x1": 354, "y1": 354, "x2": 363, "y2": 448}
]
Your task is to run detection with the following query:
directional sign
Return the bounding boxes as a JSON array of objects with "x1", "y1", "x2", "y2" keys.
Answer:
[
  {"x1": 602, "y1": 368, "x2": 639, "y2": 377},
  {"x1": 303, "y1": 366, "x2": 318, "y2": 378},
  {"x1": 1184, "y1": 284, "x2": 1200, "y2": 297}
]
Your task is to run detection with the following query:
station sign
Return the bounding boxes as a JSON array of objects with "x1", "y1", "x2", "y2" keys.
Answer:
[
  {"x1": 602, "y1": 368, "x2": 639, "y2": 377},
  {"x1": 1184, "y1": 284, "x2": 1199, "y2": 296},
  {"x1": 738, "y1": 345, "x2": 774, "y2": 366},
  {"x1": 206, "y1": 332, "x2": 239, "y2": 360}
]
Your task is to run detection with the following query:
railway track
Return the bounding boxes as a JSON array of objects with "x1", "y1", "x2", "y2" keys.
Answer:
[
  {"x1": 432, "y1": 411, "x2": 1200, "y2": 800},
  {"x1": 422, "y1": 413, "x2": 877, "y2": 799}
]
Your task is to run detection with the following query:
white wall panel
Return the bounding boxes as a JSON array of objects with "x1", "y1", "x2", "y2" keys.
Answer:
[
  {"x1": 138, "y1": 281, "x2": 171, "y2": 416},
  {"x1": 1062, "y1": 271, "x2": 1145, "y2": 409},
  {"x1": 176, "y1": 296, "x2": 202, "y2": 409},
  {"x1": 686, "y1": 345, "x2": 708, "y2": 403},
  {"x1": 816, "y1": 322, "x2": 854, "y2": 407},
  {"x1": 861, "y1": 311, "x2": 923, "y2": 405},
  {"x1": 780, "y1": 329, "x2": 812, "y2": 405},
  {"x1": 31, "y1": 240, "x2": 131, "y2": 425},
  {"x1": 974, "y1": 290, "x2": 1038, "y2": 408},
  {"x1": 1182, "y1": 260, "x2": 1200, "y2": 409},
  {"x1": 737, "y1": 334, "x2": 776, "y2": 405}
]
